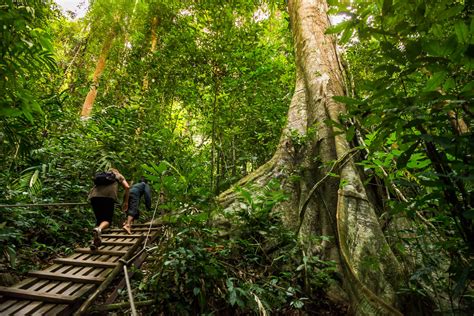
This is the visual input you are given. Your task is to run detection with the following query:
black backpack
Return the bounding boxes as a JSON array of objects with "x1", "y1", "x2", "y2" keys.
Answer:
[{"x1": 93, "y1": 171, "x2": 117, "y2": 185}]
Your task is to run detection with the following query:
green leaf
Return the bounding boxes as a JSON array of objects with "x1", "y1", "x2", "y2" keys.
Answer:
[
  {"x1": 374, "y1": 64, "x2": 399, "y2": 73},
  {"x1": 397, "y1": 142, "x2": 418, "y2": 169},
  {"x1": 461, "y1": 81, "x2": 474, "y2": 96},
  {"x1": 470, "y1": 17, "x2": 474, "y2": 43},
  {"x1": 407, "y1": 154, "x2": 431, "y2": 169},
  {"x1": 382, "y1": 0, "x2": 392, "y2": 16},
  {"x1": 423, "y1": 38, "x2": 456, "y2": 57},
  {"x1": 454, "y1": 21, "x2": 469, "y2": 44},
  {"x1": 462, "y1": 210, "x2": 474, "y2": 220},
  {"x1": 423, "y1": 71, "x2": 447, "y2": 92},
  {"x1": 226, "y1": 278, "x2": 234, "y2": 290},
  {"x1": 346, "y1": 125, "x2": 355, "y2": 142},
  {"x1": 340, "y1": 26, "x2": 354, "y2": 44},
  {"x1": 332, "y1": 96, "x2": 362, "y2": 105},
  {"x1": 430, "y1": 24, "x2": 444, "y2": 37},
  {"x1": 6, "y1": 246, "x2": 16, "y2": 268},
  {"x1": 438, "y1": 5, "x2": 463, "y2": 21},
  {"x1": 229, "y1": 290, "x2": 237, "y2": 306},
  {"x1": 325, "y1": 20, "x2": 351, "y2": 34},
  {"x1": 291, "y1": 299, "x2": 305, "y2": 309},
  {"x1": 443, "y1": 78, "x2": 456, "y2": 91}
]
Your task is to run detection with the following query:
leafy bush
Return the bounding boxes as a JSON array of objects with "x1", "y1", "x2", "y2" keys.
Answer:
[{"x1": 141, "y1": 182, "x2": 341, "y2": 315}]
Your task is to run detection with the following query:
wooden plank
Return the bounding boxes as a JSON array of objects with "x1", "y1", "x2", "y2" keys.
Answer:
[
  {"x1": 15, "y1": 281, "x2": 71, "y2": 314},
  {"x1": 8, "y1": 284, "x2": 95, "y2": 315},
  {"x1": 69, "y1": 284, "x2": 94, "y2": 298},
  {"x1": 75, "y1": 248, "x2": 127, "y2": 256},
  {"x1": 25, "y1": 280, "x2": 49, "y2": 291},
  {"x1": 1, "y1": 300, "x2": 30, "y2": 315},
  {"x1": 31, "y1": 303, "x2": 55, "y2": 315},
  {"x1": 52, "y1": 265, "x2": 75, "y2": 275},
  {"x1": 101, "y1": 234, "x2": 143, "y2": 238},
  {"x1": 45, "y1": 304, "x2": 71, "y2": 316},
  {"x1": 0, "y1": 287, "x2": 77, "y2": 304},
  {"x1": 53, "y1": 258, "x2": 117, "y2": 269},
  {"x1": 0, "y1": 300, "x2": 17, "y2": 312},
  {"x1": 28, "y1": 271, "x2": 105, "y2": 284},
  {"x1": 59, "y1": 283, "x2": 82, "y2": 296},
  {"x1": 74, "y1": 236, "x2": 145, "y2": 315},
  {"x1": 55, "y1": 265, "x2": 81, "y2": 277},
  {"x1": 127, "y1": 223, "x2": 157, "y2": 228},
  {"x1": 36, "y1": 281, "x2": 60, "y2": 294},
  {"x1": 106, "y1": 227, "x2": 159, "y2": 232},
  {"x1": 92, "y1": 268, "x2": 112, "y2": 278},
  {"x1": 101, "y1": 240, "x2": 135, "y2": 246},
  {"x1": 68, "y1": 253, "x2": 90, "y2": 261},
  {"x1": 51, "y1": 282, "x2": 72, "y2": 295},
  {"x1": 12, "y1": 277, "x2": 38, "y2": 290},
  {"x1": 44, "y1": 264, "x2": 62, "y2": 272},
  {"x1": 14, "y1": 300, "x2": 43, "y2": 315}
]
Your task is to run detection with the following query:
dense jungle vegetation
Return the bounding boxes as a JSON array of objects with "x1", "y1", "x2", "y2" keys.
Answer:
[{"x1": 0, "y1": 0, "x2": 472, "y2": 314}]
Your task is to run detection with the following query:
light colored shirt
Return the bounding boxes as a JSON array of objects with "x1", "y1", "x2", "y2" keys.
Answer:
[{"x1": 88, "y1": 169, "x2": 125, "y2": 202}]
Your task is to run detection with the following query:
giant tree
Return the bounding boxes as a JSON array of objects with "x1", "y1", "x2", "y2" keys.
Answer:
[{"x1": 219, "y1": 0, "x2": 406, "y2": 314}]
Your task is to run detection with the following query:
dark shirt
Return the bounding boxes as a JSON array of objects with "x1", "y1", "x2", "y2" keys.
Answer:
[{"x1": 130, "y1": 182, "x2": 152, "y2": 211}]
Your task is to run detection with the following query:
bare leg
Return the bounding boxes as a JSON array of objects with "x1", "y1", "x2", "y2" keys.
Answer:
[
  {"x1": 99, "y1": 221, "x2": 109, "y2": 231},
  {"x1": 123, "y1": 216, "x2": 133, "y2": 234}
]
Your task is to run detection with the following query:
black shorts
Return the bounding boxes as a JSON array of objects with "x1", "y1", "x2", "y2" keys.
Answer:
[
  {"x1": 127, "y1": 194, "x2": 140, "y2": 220},
  {"x1": 91, "y1": 197, "x2": 115, "y2": 226}
]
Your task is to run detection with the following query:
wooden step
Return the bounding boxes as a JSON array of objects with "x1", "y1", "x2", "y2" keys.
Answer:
[
  {"x1": 75, "y1": 248, "x2": 127, "y2": 256},
  {"x1": 0, "y1": 285, "x2": 94, "y2": 304},
  {"x1": 106, "y1": 227, "x2": 160, "y2": 232},
  {"x1": 28, "y1": 271, "x2": 106, "y2": 284},
  {"x1": 53, "y1": 258, "x2": 118, "y2": 268},
  {"x1": 128, "y1": 223, "x2": 158, "y2": 228},
  {"x1": 102, "y1": 240, "x2": 136, "y2": 246},
  {"x1": 101, "y1": 234, "x2": 143, "y2": 238}
]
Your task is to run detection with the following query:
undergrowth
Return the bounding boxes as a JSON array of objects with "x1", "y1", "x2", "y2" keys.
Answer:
[
  {"x1": 0, "y1": 205, "x2": 95, "y2": 277},
  {"x1": 138, "y1": 181, "x2": 346, "y2": 315}
]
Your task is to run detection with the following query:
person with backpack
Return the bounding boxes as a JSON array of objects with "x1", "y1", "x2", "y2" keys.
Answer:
[
  {"x1": 88, "y1": 168, "x2": 130, "y2": 250},
  {"x1": 122, "y1": 178, "x2": 151, "y2": 234}
]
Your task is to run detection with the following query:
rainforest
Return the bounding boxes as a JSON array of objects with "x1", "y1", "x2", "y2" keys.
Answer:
[{"x1": 0, "y1": 0, "x2": 473, "y2": 315}]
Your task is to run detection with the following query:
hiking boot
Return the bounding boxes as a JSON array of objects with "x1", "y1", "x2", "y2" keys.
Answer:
[{"x1": 92, "y1": 227, "x2": 102, "y2": 248}]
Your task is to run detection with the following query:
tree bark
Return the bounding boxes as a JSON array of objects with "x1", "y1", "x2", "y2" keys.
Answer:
[
  {"x1": 218, "y1": 0, "x2": 404, "y2": 314},
  {"x1": 80, "y1": 30, "x2": 115, "y2": 118},
  {"x1": 143, "y1": 16, "x2": 159, "y2": 91}
]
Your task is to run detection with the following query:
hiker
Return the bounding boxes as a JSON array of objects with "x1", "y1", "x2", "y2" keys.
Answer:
[
  {"x1": 123, "y1": 178, "x2": 151, "y2": 234},
  {"x1": 88, "y1": 168, "x2": 130, "y2": 250}
]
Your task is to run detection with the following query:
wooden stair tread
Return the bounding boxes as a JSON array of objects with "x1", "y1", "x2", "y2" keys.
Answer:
[
  {"x1": 106, "y1": 227, "x2": 160, "y2": 232},
  {"x1": 101, "y1": 234, "x2": 143, "y2": 238},
  {"x1": 53, "y1": 258, "x2": 118, "y2": 268},
  {"x1": 28, "y1": 271, "x2": 107, "y2": 284},
  {"x1": 101, "y1": 240, "x2": 136, "y2": 246},
  {"x1": 0, "y1": 285, "x2": 94, "y2": 304},
  {"x1": 75, "y1": 248, "x2": 127, "y2": 256}
]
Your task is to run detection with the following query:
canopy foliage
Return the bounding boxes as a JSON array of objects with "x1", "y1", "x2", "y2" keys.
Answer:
[{"x1": 0, "y1": 0, "x2": 472, "y2": 314}]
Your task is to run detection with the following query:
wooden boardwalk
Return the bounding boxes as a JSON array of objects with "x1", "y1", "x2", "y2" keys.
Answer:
[{"x1": 0, "y1": 224, "x2": 160, "y2": 315}]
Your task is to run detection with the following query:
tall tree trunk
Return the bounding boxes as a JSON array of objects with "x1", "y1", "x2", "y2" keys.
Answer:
[
  {"x1": 143, "y1": 16, "x2": 159, "y2": 90},
  {"x1": 218, "y1": 0, "x2": 404, "y2": 314},
  {"x1": 80, "y1": 30, "x2": 115, "y2": 118},
  {"x1": 210, "y1": 75, "x2": 219, "y2": 194}
]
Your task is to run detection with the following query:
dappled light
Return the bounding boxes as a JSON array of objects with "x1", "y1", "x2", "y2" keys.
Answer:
[{"x1": 0, "y1": 0, "x2": 472, "y2": 315}]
